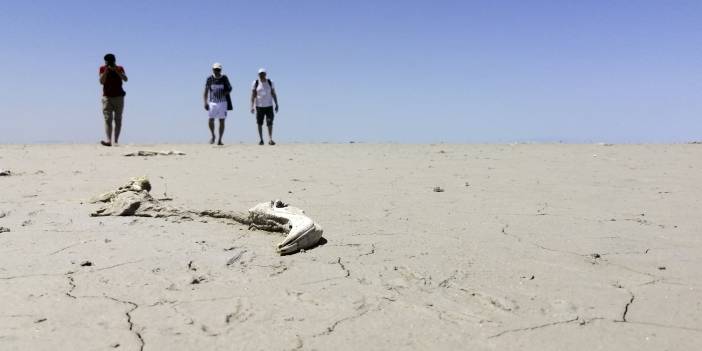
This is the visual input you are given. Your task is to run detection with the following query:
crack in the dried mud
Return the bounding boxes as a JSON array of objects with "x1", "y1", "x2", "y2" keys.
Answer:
[
  {"x1": 358, "y1": 244, "x2": 376, "y2": 257},
  {"x1": 488, "y1": 317, "x2": 580, "y2": 339},
  {"x1": 313, "y1": 308, "x2": 371, "y2": 337},
  {"x1": 64, "y1": 274, "x2": 145, "y2": 350},
  {"x1": 91, "y1": 260, "x2": 144, "y2": 272},
  {"x1": 336, "y1": 257, "x2": 350, "y2": 278},
  {"x1": 65, "y1": 274, "x2": 76, "y2": 299},
  {"x1": 48, "y1": 239, "x2": 96, "y2": 255},
  {"x1": 105, "y1": 296, "x2": 145, "y2": 351},
  {"x1": 1, "y1": 260, "x2": 145, "y2": 281},
  {"x1": 619, "y1": 292, "x2": 635, "y2": 322}
]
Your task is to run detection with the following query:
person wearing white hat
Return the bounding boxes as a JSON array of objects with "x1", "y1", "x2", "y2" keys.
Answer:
[
  {"x1": 203, "y1": 62, "x2": 232, "y2": 145},
  {"x1": 250, "y1": 68, "x2": 279, "y2": 145}
]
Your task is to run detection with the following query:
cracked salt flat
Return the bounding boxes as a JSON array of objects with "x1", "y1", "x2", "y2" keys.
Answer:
[{"x1": 0, "y1": 144, "x2": 701, "y2": 350}]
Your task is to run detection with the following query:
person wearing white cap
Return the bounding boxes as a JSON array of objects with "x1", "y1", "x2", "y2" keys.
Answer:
[
  {"x1": 250, "y1": 68, "x2": 279, "y2": 145},
  {"x1": 203, "y1": 62, "x2": 232, "y2": 145}
]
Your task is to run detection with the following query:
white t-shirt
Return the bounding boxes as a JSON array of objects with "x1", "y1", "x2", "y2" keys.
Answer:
[{"x1": 252, "y1": 79, "x2": 274, "y2": 107}]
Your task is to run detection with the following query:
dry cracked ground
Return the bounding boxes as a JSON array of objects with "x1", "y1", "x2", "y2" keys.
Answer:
[{"x1": 1, "y1": 144, "x2": 701, "y2": 350}]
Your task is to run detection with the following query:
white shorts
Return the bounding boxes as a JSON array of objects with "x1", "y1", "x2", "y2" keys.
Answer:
[{"x1": 208, "y1": 100, "x2": 227, "y2": 119}]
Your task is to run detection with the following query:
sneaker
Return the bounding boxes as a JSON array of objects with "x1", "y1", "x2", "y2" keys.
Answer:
[
  {"x1": 269, "y1": 140, "x2": 276, "y2": 145},
  {"x1": 258, "y1": 140, "x2": 264, "y2": 145},
  {"x1": 100, "y1": 140, "x2": 112, "y2": 147}
]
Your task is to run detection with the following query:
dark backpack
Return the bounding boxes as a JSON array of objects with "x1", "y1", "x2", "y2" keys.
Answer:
[{"x1": 254, "y1": 79, "x2": 273, "y2": 90}]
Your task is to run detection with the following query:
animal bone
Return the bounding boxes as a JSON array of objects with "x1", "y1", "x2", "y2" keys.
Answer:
[
  {"x1": 124, "y1": 150, "x2": 186, "y2": 157},
  {"x1": 90, "y1": 177, "x2": 323, "y2": 254},
  {"x1": 249, "y1": 200, "x2": 324, "y2": 255}
]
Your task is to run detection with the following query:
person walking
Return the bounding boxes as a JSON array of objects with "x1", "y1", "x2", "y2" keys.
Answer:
[
  {"x1": 203, "y1": 63, "x2": 232, "y2": 145},
  {"x1": 99, "y1": 53, "x2": 128, "y2": 146},
  {"x1": 250, "y1": 68, "x2": 279, "y2": 145}
]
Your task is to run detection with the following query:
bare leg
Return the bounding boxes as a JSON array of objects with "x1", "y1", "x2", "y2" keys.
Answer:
[
  {"x1": 114, "y1": 118, "x2": 122, "y2": 145},
  {"x1": 257, "y1": 124, "x2": 264, "y2": 145},
  {"x1": 218, "y1": 119, "x2": 225, "y2": 145},
  {"x1": 208, "y1": 118, "x2": 215, "y2": 144},
  {"x1": 102, "y1": 114, "x2": 113, "y2": 146},
  {"x1": 112, "y1": 96, "x2": 124, "y2": 145},
  {"x1": 101, "y1": 98, "x2": 112, "y2": 146},
  {"x1": 268, "y1": 125, "x2": 275, "y2": 145},
  {"x1": 104, "y1": 117, "x2": 113, "y2": 143}
]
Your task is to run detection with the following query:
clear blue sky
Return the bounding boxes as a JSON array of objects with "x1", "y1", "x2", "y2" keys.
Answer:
[{"x1": 0, "y1": 0, "x2": 700, "y2": 143}]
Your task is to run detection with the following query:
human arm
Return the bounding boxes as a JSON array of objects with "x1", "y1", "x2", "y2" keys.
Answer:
[
  {"x1": 271, "y1": 83, "x2": 279, "y2": 112},
  {"x1": 99, "y1": 66, "x2": 107, "y2": 84},
  {"x1": 99, "y1": 66, "x2": 128, "y2": 83},
  {"x1": 203, "y1": 84, "x2": 209, "y2": 111},
  {"x1": 117, "y1": 67, "x2": 128, "y2": 82},
  {"x1": 224, "y1": 76, "x2": 232, "y2": 94},
  {"x1": 250, "y1": 85, "x2": 257, "y2": 114}
]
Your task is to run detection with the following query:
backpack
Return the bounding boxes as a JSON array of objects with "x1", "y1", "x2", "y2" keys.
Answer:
[{"x1": 254, "y1": 79, "x2": 273, "y2": 90}]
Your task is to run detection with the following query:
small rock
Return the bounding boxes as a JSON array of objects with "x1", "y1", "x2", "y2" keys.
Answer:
[
  {"x1": 110, "y1": 342, "x2": 120, "y2": 348},
  {"x1": 464, "y1": 182, "x2": 470, "y2": 187},
  {"x1": 433, "y1": 186, "x2": 444, "y2": 193},
  {"x1": 591, "y1": 253, "x2": 601, "y2": 259},
  {"x1": 0, "y1": 227, "x2": 10, "y2": 233},
  {"x1": 34, "y1": 318, "x2": 47, "y2": 323},
  {"x1": 0, "y1": 170, "x2": 11, "y2": 176},
  {"x1": 80, "y1": 260, "x2": 93, "y2": 267},
  {"x1": 658, "y1": 266, "x2": 666, "y2": 270}
]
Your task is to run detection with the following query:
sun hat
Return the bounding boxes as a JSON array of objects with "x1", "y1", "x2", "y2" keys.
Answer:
[
  {"x1": 212, "y1": 62, "x2": 223, "y2": 69},
  {"x1": 258, "y1": 68, "x2": 267, "y2": 74}
]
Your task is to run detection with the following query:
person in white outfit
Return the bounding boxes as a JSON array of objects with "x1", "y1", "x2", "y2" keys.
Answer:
[
  {"x1": 250, "y1": 68, "x2": 279, "y2": 145},
  {"x1": 203, "y1": 62, "x2": 232, "y2": 145}
]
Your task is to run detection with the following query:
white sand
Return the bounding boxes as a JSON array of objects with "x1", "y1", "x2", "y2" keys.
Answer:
[{"x1": 0, "y1": 143, "x2": 700, "y2": 350}]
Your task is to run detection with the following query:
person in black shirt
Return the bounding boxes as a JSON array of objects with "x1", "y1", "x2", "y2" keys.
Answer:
[{"x1": 203, "y1": 63, "x2": 232, "y2": 145}]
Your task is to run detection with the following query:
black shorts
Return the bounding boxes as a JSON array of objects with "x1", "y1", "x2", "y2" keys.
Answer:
[{"x1": 256, "y1": 106, "x2": 275, "y2": 126}]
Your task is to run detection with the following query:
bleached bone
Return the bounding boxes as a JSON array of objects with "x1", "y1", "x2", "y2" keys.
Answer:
[
  {"x1": 249, "y1": 200, "x2": 324, "y2": 255},
  {"x1": 124, "y1": 150, "x2": 186, "y2": 157},
  {"x1": 90, "y1": 178, "x2": 323, "y2": 254}
]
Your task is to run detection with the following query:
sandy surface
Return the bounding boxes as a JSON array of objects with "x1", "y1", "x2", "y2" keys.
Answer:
[{"x1": 0, "y1": 143, "x2": 700, "y2": 350}]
